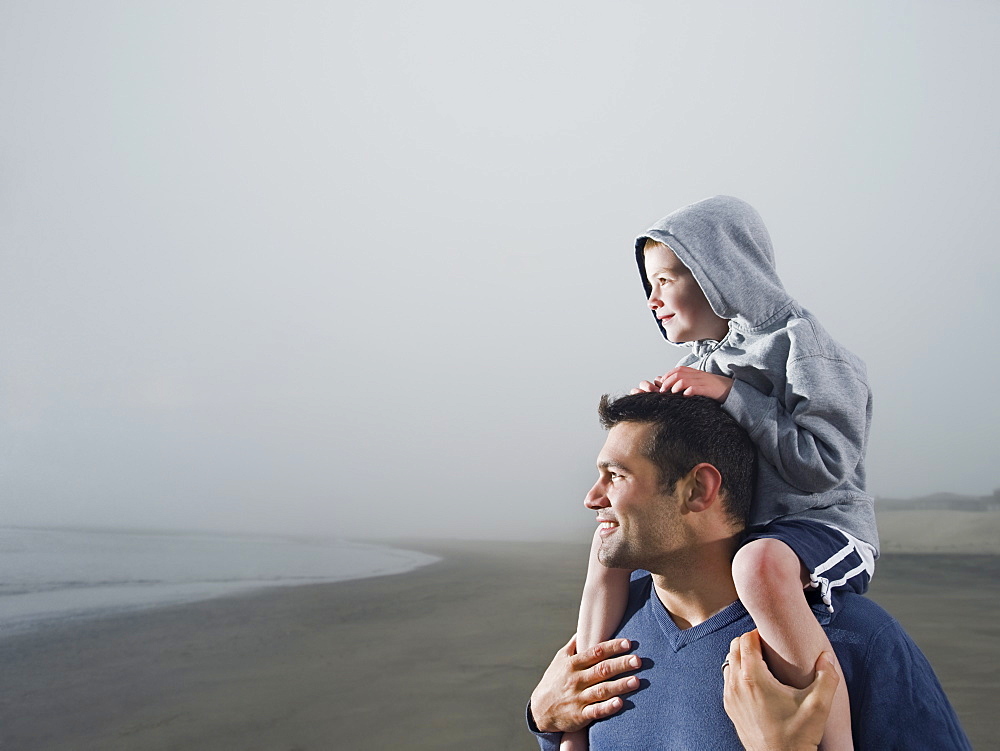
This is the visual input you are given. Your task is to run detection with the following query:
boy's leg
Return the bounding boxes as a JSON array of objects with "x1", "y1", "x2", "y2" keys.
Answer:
[
  {"x1": 560, "y1": 728, "x2": 590, "y2": 749},
  {"x1": 561, "y1": 529, "x2": 633, "y2": 751},
  {"x1": 732, "y1": 538, "x2": 854, "y2": 751}
]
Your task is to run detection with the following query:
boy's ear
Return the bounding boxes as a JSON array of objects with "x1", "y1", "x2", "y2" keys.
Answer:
[{"x1": 681, "y1": 463, "x2": 723, "y2": 512}]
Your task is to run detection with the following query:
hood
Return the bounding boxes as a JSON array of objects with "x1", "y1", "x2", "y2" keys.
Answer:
[{"x1": 635, "y1": 196, "x2": 793, "y2": 338}]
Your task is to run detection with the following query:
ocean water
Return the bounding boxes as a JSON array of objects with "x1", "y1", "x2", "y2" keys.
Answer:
[{"x1": 0, "y1": 527, "x2": 438, "y2": 637}]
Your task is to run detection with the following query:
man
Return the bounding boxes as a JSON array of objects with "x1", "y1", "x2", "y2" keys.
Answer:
[{"x1": 528, "y1": 392, "x2": 971, "y2": 750}]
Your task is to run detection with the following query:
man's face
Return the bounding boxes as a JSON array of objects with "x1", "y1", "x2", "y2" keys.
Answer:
[
  {"x1": 643, "y1": 241, "x2": 729, "y2": 343},
  {"x1": 585, "y1": 421, "x2": 688, "y2": 570}
]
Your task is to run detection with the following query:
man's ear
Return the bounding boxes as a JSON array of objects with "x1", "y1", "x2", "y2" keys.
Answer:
[{"x1": 681, "y1": 463, "x2": 723, "y2": 512}]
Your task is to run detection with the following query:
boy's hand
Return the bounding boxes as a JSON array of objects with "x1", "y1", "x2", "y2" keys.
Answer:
[
  {"x1": 630, "y1": 379, "x2": 662, "y2": 394},
  {"x1": 631, "y1": 367, "x2": 733, "y2": 402}
]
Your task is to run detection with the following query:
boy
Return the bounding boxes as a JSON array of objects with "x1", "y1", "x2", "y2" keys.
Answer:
[{"x1": 568, "y1": 196, "x2": 877, "y2": 751}]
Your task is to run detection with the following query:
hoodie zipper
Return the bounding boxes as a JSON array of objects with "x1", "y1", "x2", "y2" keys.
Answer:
[{"x1": 695, "y1": 327, "x2": 732, "y2": 371}]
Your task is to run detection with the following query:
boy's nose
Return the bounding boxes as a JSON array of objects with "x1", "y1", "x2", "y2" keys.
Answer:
[{"x1": 647, "y1": 293, "x2": 662, "y2": 310}]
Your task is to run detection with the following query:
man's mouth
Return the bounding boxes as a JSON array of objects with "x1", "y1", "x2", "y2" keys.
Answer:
[{"x1": 598, "y1": 519, "x2": 619, "y2": 537}]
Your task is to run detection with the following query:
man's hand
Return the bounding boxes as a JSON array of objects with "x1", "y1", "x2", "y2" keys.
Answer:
[
  {"x1": 529, "y1": 635, "x2": 640, "y2": 733},
  {"x1": 722, "y1": 629, "x2": 840, "y2": 751}
]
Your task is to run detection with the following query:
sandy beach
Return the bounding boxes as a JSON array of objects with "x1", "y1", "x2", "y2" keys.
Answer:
[{"x1": 1, "y1": 538, "x2": 997, "y2": 750}]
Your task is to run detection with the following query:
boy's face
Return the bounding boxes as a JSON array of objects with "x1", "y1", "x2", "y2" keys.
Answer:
[{"x1": 643, "y1": 241, "x2": 729, "y2": 343}]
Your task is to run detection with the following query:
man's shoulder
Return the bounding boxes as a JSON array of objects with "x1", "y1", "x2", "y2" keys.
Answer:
[
  {"x1": 823, "y1": 593, "x2": 901, "y2": 648},
  {"x1": 829, "y1": 595, "x2": 973, "y2": 749},
  {"x1": 629, "y1": 569, "x2": 652, "y2": 585},
  {"x1": 828, "y1": 591, "x2": 896, "y2": 625},
  {"x1": 625, "y1": 571, "x2": 654, "y2": 609}
]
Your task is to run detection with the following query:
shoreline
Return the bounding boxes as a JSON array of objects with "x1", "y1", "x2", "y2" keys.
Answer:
[
  {"x1": 0, "y1": 529, "x2": 439, "y2": 639},
  {"x1": 1, "y1": 541, "x2": 996, "y2": 750}
]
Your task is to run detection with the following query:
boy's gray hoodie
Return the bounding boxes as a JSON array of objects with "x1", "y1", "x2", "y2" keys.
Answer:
[{"x1": 636, "y1": 196, "x2": 878, "y2": 553}]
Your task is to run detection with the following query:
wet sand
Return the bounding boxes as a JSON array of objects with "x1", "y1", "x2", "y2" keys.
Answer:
[{"x1": 0, "y1": 541, "x2": 996, "y2": 750}]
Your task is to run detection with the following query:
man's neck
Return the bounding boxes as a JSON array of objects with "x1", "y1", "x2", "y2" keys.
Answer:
[{"x1": 648, "y1": 540, "x2": 740, "y2": 630}]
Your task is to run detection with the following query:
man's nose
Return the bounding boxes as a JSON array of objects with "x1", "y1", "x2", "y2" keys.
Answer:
[{"x1": 584, "y1": 481, "x2": 609, "y2": 510}]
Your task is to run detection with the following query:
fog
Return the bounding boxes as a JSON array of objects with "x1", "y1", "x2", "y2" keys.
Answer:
[{"x1": 2, "y1": 1, "x2": 998, "y2": 541}]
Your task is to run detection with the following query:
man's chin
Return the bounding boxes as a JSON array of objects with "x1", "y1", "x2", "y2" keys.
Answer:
[{"x1": 598, "y1": 546, "x2": 635, "y2": 571}]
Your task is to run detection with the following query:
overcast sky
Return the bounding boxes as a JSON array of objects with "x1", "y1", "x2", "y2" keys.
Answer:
[{"x1": 2, "y1": 1, "x2": 998, "y2": 541}]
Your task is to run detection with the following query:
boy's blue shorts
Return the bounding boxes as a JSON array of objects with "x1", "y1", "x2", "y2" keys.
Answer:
[{"x1": 741, "y1": 519, "x2": 876, "y2": 613}]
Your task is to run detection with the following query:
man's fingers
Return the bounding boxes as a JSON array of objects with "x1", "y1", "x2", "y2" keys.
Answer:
[
  {"x1": 581, "y1": 695, "x2": 625, "y2": 722},
  {"x1": 814, "y1": 650, "x2": 836, "y2": 672},
  {"x1": 738, "y1": 629, "x2": 763, "y2": 660},
  {"x1": 584, "y1": 654, "x2": 641, "y2": 688},
  {"x1": 806, "y1": 651, "x2": 840, "y2": 704},
  {"x1": 573, "y1": 638, "x2": 632, "y2": 669},
  {"x1": 735, "y1": 629, "x2": 773, "y2": 683},
  {"x1": 582, "y1": 673, "x2": 640, "y2": 711},
  {"x1": 724, "y1": 635, "x2": 742, "y2": 679}
]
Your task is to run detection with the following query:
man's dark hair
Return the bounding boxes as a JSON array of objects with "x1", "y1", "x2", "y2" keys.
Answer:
[{"x1": 598, "y1": 392, "x2": 756, "y2": 526}]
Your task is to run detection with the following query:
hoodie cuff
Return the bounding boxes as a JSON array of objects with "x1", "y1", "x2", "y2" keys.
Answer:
[
  {"x1": 721, "y1": 378, "x2": 770, "y2": 437},
  {"x1": 526, "y1": 702, "x2": 563, "y2": 750}
]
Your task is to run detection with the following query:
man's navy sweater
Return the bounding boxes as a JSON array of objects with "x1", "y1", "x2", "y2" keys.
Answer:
[{"x1": 530, "y1": 575, "x2": 971, "y2": 750}]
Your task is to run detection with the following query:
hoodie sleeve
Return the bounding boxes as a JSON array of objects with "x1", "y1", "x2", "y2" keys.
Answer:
[{"x1": 722, "y1": 354, "x2": 870, "y2": 494}]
